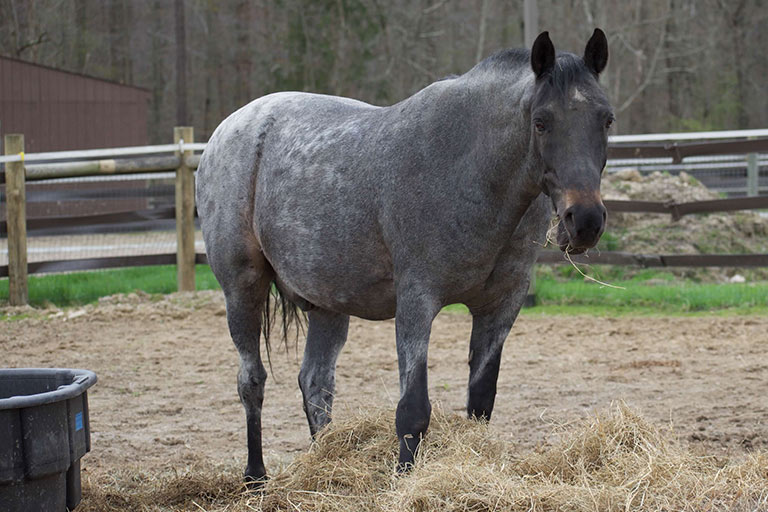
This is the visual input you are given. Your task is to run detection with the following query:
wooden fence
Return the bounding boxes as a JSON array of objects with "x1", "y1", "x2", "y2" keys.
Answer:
[
  {"x1": 1, "y1": 128, "x2": 202, "y2": 305},
  {"x1": 1, "y1": 130, "x2": 768, "y2": 306}
]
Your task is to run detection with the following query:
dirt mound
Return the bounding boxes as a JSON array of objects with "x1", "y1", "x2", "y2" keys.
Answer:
[
  {"x1": 599, "y1": 170, "x2": 768, "y2": 281},
  {"x1": 79, "y1": 404, "x2": 768, "y2": 512},
  {"x1": 0, "y1": 289, "x2": 228, "y2": 324},
  {"x1": 603, "y1": 169, "x2": 721, "y2": 204}
]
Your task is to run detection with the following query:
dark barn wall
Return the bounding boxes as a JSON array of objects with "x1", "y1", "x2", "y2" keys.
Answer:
[{"x1": 0, "y1": 56, "x2": 150, "y2": 152}]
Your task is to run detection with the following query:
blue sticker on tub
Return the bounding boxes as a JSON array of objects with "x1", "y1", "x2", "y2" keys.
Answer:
[{"x1": 75, "y1": 412, "x2": 83, "y2": 431}]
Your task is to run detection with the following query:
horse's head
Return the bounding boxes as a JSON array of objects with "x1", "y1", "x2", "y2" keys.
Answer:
[{"x1": 529, "y1": 29, "x2": 613, "y2": 254}]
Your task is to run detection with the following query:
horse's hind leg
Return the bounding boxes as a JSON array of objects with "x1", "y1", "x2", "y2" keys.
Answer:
[
  {"x1": 298, "y1": 309, "x2": 349, "y2": 437},
  {"x1": 214, "y1": 251, "x2": 273, "y2": 484}
]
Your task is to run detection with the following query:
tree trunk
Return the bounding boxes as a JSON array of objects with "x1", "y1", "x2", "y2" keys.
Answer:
[
  {"x1": 74, "y1": 0, "x2": 88, "y2": 72},
  {"x1": 151, "y1": 0, "x2": 166, "y2": 142},
  {"x1": 175, "y1": 0, "x2": 188, "y2": 126},
  {"x1": 234, "y1": 0, "x2": 253, "y2": 106}
]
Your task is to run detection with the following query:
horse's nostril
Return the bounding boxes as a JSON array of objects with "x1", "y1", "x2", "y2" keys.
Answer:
[{"x1": 563, "y1": 203, "x2": 605, "y2": 249}]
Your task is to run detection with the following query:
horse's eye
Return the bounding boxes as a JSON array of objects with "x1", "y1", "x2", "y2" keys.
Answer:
[
  {"x1": 605, "y1": 116, "x2": 614, "y2": 129},
  {"x1": 534, "y1": 120, "x2": 546, "y2": 134}
]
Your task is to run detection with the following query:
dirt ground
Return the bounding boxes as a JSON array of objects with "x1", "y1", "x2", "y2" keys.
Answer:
[{"x1": 2, "y1": 291, "x2": 767, "y2": 480}]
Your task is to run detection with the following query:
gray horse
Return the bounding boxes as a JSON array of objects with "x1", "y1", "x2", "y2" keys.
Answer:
[{"x1": 196, "y1": 29, "x2": 612, "y2": 483}]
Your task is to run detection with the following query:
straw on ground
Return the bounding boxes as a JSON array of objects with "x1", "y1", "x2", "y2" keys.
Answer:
[{"x1": 80, "y1": 402, "x2": 767, "y2": 512}]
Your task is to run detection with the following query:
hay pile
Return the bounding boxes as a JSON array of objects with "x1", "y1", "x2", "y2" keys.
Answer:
[
  {"x1": 80, "y1": 403, "x2": 767, "y2": 511},
  {"x1": 599, "y1": 170, "x2": 768, "y2": 281}
]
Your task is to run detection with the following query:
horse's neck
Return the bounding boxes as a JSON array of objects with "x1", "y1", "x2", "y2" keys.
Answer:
[
  {"x1": 442, "y1": 72, "x2": 542, "y2": 222},
  {"x1": 387, "y1": 73, "x2": 543, "y2": 241}
]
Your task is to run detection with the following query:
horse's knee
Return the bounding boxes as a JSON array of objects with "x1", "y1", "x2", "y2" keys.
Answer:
[
  {"x1": 238, "y1": 362, "x2": 267, "y2": 405},
  {"x1": 297, "y1": 365, "x2": 312, "y2": 394},
  {"x1": 298, "y1": 361, "x2": 334, "y2": 394}
]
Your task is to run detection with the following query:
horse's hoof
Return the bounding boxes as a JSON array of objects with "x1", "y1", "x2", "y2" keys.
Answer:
[
  {"x1": 395, "y1": 461, "x2": 414, "y2": 475},
  {"x1": 244, "y1": 471, "x2": 268, "y2": 491}
]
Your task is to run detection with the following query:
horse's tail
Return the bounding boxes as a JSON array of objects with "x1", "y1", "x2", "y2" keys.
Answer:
[{"x1": 259, "y1": 283, "x2": 306, "y2": 373}]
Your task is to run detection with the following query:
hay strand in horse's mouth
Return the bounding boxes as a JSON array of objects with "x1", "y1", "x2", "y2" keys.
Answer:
[
  {"x1": 533, "y1": 217, "x2": 560, "y2": 249},
  {"x1": 538, "y1": 216, "x2": 625, "y2": 290},
  {"x1": 563, "y1": 248, "x2": 626, "y2": 290}
]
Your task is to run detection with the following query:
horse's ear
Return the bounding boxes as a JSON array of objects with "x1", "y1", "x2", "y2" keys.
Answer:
[
  {"x1": 584, "y1": 28, "x2": 608, "y2": 75},
  {"x1": 530, "y1": 31, "x2": 555, "y2": 78}
]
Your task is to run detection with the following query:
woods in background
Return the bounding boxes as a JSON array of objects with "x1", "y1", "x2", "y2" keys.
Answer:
[{"x1": 1, "y1": 0, "x2": 766, "y2": 142}]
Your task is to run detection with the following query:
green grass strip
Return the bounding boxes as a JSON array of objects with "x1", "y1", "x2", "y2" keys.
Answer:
[
  {"x1": 535, "y1": 278, "x2": 768, "y2": 313},
  {"x1": 0, "y1": 265, "x2": 221, "y2": 307},
  {"x1": 2, "y1": 266, "x2": 767, "y2": 315}
]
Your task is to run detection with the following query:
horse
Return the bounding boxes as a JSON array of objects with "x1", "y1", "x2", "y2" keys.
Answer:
[{"x1": 196, "y1": 29, "x2": 612, "y2": 484}]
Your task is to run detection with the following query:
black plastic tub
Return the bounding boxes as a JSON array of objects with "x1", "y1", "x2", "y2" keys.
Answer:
[{"x1": 0, "y1": 368, "x2": 97, "y2": 512}]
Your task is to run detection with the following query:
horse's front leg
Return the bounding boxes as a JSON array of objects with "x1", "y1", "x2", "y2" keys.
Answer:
[
  {"x1": 394, "y1": 289, "x2": 441, "y2": 472},
  {"x1": 467, "y1": 287, "x2": 528, "y2": 421}
]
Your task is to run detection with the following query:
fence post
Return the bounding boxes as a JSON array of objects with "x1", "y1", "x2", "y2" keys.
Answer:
[
  {"x1": 174, "y1": 126, "x2": 195, "y2": 292},
  {"x1": 746, "y1": 140, "x2": 758, "y2": 196},
  {"x1": 5, "y1": 134, "x2": 28, "y2": 305}
]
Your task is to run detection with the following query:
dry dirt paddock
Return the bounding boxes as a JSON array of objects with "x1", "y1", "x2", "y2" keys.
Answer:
[{"x1": 2, "y1": 291, "x2": 767, "y2": 482}]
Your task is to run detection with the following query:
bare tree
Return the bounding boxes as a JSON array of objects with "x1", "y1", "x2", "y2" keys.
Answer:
[
  {"x1": 1, "y1": 0, "x2": 764, "y2": 139},
  {"x1": 175, "y1": 0, "x2": 187, "y2": 126}
]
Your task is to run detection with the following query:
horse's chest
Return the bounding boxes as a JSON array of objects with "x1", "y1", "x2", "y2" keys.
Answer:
[{"x1": 455, "y1": 202, "x2": 550, "y2": 307}]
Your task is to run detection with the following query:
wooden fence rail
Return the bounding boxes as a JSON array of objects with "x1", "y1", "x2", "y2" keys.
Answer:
[
  {"x1": 1, "y1": 128, "x2": 197, "y2": 304},
  {"x1": 606, "y1": 137, "x2": 768, "y2": 162},
  {"x1": 1, "y1": 132, "x2": 767, "y2": 305},
  {"x1": 604, "y1": 196, "x2": 768, "y2": 220},
  {"x1": 537, "y1": 251, "x2": 768, "y2": 268}
]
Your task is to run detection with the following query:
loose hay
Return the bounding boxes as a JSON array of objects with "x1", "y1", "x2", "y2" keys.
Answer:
[
  {"x1": 79, "y1": 464, "x2": 245, "y2": 511},
  {"x1": 80, "y1": 403, "x2": 767, "y2": 512}
]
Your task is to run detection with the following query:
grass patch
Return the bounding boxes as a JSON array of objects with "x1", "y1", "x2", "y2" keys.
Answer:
[
  {"x1": 442, "y1": 274, "x2": 768, "y2": 315},
  {"x1": 0, "y1": 265, "x2": 220, "y2": 307},
  {"x1": 2, "y1": 266, "x2": 767, "y2": 315},
  {"x1": 532, "y1": 276, "x2": 768, "y2": 314}
]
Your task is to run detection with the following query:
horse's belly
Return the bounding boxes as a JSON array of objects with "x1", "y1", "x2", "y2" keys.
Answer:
[
  {"x1": 272, "y1": 254, "x2": 397, "y2": 320},
  {"x1": 303, "y1": 277, "x2": 397, "y2": 321},
  {"x1": 257, "y1": 207, "x2": 397, "y2": 320}
]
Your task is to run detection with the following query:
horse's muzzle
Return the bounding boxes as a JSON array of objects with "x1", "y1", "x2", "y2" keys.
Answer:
[{"x1": 557, "y1": 201, "x2": 606, "y2": 254}]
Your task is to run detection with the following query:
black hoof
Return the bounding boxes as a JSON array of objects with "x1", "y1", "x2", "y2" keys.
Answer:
[
  {"x1": 397, "y1": 435, "x2": 420, "y2": 474},
  {"x1": 396, "y1": 461, "x2": 414, "y2": 474},
  {"x1": 244, "y1": 469, "x2": 268, "y2": 490},
  {"x1": 467, "y1": 410, "x2": 491, "y2": 423}
]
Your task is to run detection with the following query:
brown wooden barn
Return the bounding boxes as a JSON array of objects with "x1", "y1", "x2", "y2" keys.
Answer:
[{"x1": 0, "y1": 56, "x2": 150, "y2": 152}]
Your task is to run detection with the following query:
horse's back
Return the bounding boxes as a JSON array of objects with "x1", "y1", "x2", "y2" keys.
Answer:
[
  {"x1": 197, "y1": 91, "x2": 379, "y2": 238},
  {"x1": 199, "y1": 91, "x2": 377, "y2": 180}
]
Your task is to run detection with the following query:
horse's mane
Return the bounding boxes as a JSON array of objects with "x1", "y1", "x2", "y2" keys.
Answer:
[
  {"x1": 469, "y1": 49, "x2": 593, "y2": 96},
  {"x1": 473, "y1": 48, "x2": 531, "y2": 72}
]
